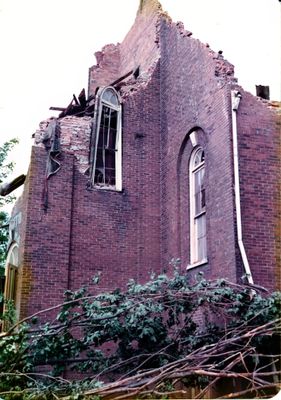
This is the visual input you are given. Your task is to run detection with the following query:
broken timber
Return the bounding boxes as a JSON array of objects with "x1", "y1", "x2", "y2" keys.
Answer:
[
  {"x1": 48, "y1": 69, "x2": 139, "y2": 118},
  {"x1": 0, "y1": 174, "x2": 26, "y2": 197}
]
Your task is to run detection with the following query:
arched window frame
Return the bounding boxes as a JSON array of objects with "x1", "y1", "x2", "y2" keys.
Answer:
[
  {"x1": 4, "y1": 242, "x2": 19, "y2": 301},
  {"x1": 189, "y1": 146, "x2": 207, "y2": 267},
  {"x1": 92, "y1": 86, "x2": 122, "y2": 191},
  {"x1": 1, "y1": 243, "x2": 20, "y2": 330}
]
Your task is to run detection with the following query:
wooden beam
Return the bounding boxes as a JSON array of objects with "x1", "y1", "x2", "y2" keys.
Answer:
[
  {"x1": 49, "y1": 107, "x2": 66, "y2": 111},
  {"x1": 110, "y1": 70, "x2": 133, "y2": 87}
]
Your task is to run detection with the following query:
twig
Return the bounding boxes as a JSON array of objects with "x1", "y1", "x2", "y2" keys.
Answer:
[{"x1": 219, "y1": 383, "x2": 281, "y2": 399}]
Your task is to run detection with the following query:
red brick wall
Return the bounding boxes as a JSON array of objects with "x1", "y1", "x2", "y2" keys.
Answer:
[
  {"x1": 88, "y1": 44, "x2": 121, "y2": 96},
  {"x1": 88, "y1": 0, "x2": 165, "y2": 97},
  {"x1": 69, "y1": 64, "x2": 162, "y2": 293},
  {"x1": 236, "y1": 91, "x2": 281, "y2": 290},
  {"x1": 158, "y1": 18, "x2": 238, "y2": 282},
  {"x1": 12, "y1": 6, "x2": 280, "y2": 318},
  {"x1": 13, "y1": 147, "x2": 75, "y2": 317},
  {"x1": 14, "y1": 64, "x2": 162, "y2": 317}
]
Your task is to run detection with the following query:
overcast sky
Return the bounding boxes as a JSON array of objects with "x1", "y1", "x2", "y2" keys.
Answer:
[{"x1": 0, "y1": 0, "x2": 280, "y2": 185}]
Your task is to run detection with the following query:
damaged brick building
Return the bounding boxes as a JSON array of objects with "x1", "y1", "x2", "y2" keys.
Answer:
[{"x1": 4, "y1": 0, "x2": 280, "y2": 319}]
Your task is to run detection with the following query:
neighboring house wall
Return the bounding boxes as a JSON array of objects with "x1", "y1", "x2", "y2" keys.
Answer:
[
  {"x1": 8, "y1": 0, "x2": 280, "y2": 319},
  {"x1": 8, "y1": 173, "x2": 29, "y2": 318}
]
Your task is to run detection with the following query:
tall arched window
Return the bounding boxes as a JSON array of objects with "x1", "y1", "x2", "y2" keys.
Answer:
[
  {"x1": 93, "y1": 86, "x2": 122, "y2": 191},
  {"x1": 1, "y1": 243, "x2": 19, "y2": 331},
  {"x1": 189, "y1": 147, "x2": 207, "y2": 265},
  {"x1": 4, "y1": 243, "x2": 19, "y2": 304}
]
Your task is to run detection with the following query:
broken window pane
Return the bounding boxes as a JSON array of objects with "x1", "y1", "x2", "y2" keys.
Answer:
[{"x1": 93, "y1": 87, "x2": 121, "y2": 189}]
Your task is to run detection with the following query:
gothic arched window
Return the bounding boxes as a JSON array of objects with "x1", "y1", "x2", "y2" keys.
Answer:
[
  {"x1": 1, "y1": 243, "x2": 19, "y2": 331},
  {"x1": 93, "y1": 86, "x2": 122, "y2": 190},
  {"x1": 4, "y1": 243, "x2": 19, "y2": 304},
  {"x1": 189, "y1": 147, "x2": 207, "y2": 264}
]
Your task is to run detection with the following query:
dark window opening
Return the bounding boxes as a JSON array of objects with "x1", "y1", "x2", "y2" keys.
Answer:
[
  {"x1": 93, "y1": 87, "x2": 121, "y2": 189},
  {"x1": 256, "y1": 85, "x2": 270, "y2": 100}
]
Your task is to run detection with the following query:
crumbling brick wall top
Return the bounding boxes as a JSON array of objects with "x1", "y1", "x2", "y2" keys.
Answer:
[
  {"x1": 88, "y1": 0, "x2": 170, "y2": 97},
  {"x1": 88, "y1": 0, "x2": 238, "y2": 99},
  {"x1": 33, "y1": 116, "x2": 92, "y2": 175}
]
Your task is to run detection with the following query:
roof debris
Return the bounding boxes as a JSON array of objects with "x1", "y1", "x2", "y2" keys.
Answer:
[
  {"x1": 49, "y1": 68, "x2": 140, "y2": 118},
  {"x1": 49, "y1": 88, "x2": 94, "y2": 118}
]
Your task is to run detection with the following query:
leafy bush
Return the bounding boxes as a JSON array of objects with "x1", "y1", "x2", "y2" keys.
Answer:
[{"x1": 0, "y1": 271, "x2": 280, "y2": 399}]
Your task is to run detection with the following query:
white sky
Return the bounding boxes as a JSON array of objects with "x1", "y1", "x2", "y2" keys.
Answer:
[{"x1": 0, "y1": 0, "x2": 280, "y2": 185}]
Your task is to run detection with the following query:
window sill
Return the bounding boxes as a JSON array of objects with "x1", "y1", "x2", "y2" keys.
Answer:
[
  {"x1": 93, "y1": 185, "x2": 122, "y2": 193},
  {"x1": 186, "y1": 258, "x2": 208, "y2": 270}
]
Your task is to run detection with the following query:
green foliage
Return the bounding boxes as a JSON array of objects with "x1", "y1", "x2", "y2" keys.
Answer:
[
  {"x1": 0, "y1": 271, "x2": 280, "y2": 398},
  {"x1": 0, "y1": 139, "x2": 19, "y2": 179},
  {"x1": 0, "y1": 139, "x2": 19, "y2": 272},
  {"x1": 0, "y1": 211, "x2": 9, "y2": 270},
  {"x1": 0, "y1": 138, "x2": 19, "y2": 207}
]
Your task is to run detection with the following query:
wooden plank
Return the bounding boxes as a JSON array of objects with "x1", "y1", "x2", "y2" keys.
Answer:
[
  {"x1": 73, "y1": 94, "x2": 79, "y2": 105},
  {"x1": 49, "y1": 107, "x2": 66, "y2": 111},
  {"x1": 78, "y1": 88, "x2": 87, "y2": 108},
  {"x1": 110, "y1": 70, "x2": 133, "y2": 87}
]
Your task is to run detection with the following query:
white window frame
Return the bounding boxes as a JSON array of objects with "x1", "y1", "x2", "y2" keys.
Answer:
[
  {"x1": 188, "y1": 147, "x2": 207, "y2": 268},
  {"x1": 1, "y1": 243, "x2": 20, "y2": 330},
  {"x1": 92, "y1": 86, "x2": 122, "y2": 191}
]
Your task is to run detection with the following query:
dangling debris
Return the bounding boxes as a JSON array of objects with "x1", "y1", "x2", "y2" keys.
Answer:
[{"x1": 42, "y1": 120, "x2": 61, "y2": 211}]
